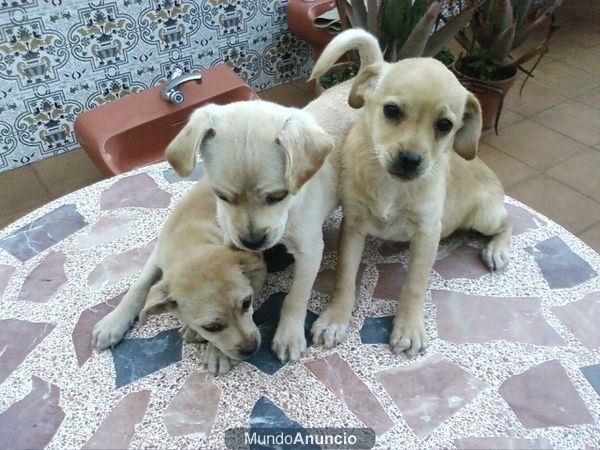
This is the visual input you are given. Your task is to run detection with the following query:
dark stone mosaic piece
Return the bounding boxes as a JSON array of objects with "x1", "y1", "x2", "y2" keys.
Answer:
[
  {"x1": 17, "y1": 251, "x2": 67, "y2": 303},
  {"x1": 432, "y1": 290, "x2": 564, "y2": 346},
  {"x1": 0, "y1": 376, "x2": 65, "y2": 449},
  {"x1": 0, "y1": 204, "x2": 87, "y2": 262},
  {"x1": 245, "y1": 292, "x2": 317, "y2": 375},
  {"x1": 162, "y1": 371, "x2": 221, "y2": 438},
  {"x1": 248, "y1": 396, "x2": 318, "y2": 450},
  {"x1": 264, "y1": 244, "x2": 295, "y2": 273},
  {"x1": 111, "y1": 328, "x2": 183, "y2": 388},
  {"x1": 100, "y1": 173, "x2": 171, "y2": 210},
  {"x1": 0, "y1": 319, "x2": 55, "y2": 384},
  {"x1": 499, "y1": 359, "x2": 594, "y2": 428},
  {"x1": 359, "y1": 316, "x2": 394, "y2": 344},
  {"x1": 162, "y1": 165, "x2": 204, "y2": 183},
  {"x1": 83, "y1": 390, "x2": 150, "y2": 449},
  {"x1": 455, "y1": 437, "x2": 552, "y2": 449},
  {"x1": 0, "y1": 264, "x2": 15, "y2": 295},
  {"x1": 72, "y1": 292, "x2": 125, "y2": 367},
  {"x1": 305, "y1": 353, "x2": 394, "y2": 436},
  {"x1": 526, "y1": 236, "x2": 597, "y2": 289},
  {"x1": 77, "y1": 214, "x2": 133, "y2": 249},
  {"x1": 377, "y1": 240, "x2": 409, "y2": 257},
  {"x1": 323, "y1": 228, "x2": 339, "y2": 252},
  {"x1": 581, "y1": 363, "x2": 600, "y2": 397}
]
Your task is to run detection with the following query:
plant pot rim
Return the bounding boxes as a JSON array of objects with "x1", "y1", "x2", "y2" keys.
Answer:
[{"x1": 451, "y1": 59, "x2": 518, "y2": 85}]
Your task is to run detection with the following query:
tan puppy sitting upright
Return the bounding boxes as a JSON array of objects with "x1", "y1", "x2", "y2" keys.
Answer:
[
  {"x1": 93, "y1": 177, "x2": 266, "y2": 376},
  {"x1": 310, "y1": 29, "x2": 512, "y2": 356}
]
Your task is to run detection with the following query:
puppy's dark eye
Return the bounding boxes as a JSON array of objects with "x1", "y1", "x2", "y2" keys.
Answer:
[
  {"x1": 265, "y1": 190, "x2": 288, "y2": 205},
  {"x1": 241, "y1": 296, "x2": 252, "y2": 311},
  {"x1": 214, "y1": 191, "x2": 230, "y2": 203},
  {"x1": 383, "y1": 103, "x2": 402, "y2": 120},
  {"x1": 436, "y1": 118, "x2": 453, "y2": 133},
  {"x1": 202, "y1": 322, "x2": 225, "y2": 333}
]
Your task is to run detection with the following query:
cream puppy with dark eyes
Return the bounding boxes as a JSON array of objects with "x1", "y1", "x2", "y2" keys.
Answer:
[
  {"x1": 93, "y1": 177, "x2": 266, "y2": 376},
  {"x1": 309, "y1": 29, "x2": 512, "y2": 356},
  {"x1": 165, "y1": 90, "x2": 361, "y2": 362}
]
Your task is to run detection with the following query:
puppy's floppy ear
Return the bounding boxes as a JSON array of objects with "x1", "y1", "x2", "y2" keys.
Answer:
[
  {"x1": 165, "y1": 105, "x2": 216, "y2": 177},
  {"x1": 348, "y1": 63, "x2": 384, "y2": 109},
  {"x1": 139, "y1": 281, "x2": 176, "y2": 324},
  {"x1": 238, "y1": 252, "x2": 266, "y2": 297},
  {"x1": 275, "y1": 113, "x2": 334, "y2": 193},
  {"x1": 454, "y1": 93, "x2": 482, "y2": 160}
]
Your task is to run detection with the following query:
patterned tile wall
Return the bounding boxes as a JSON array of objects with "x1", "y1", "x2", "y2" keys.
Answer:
[{"x1": 0, "y1": 0, "x2": 313, "y2": 173}]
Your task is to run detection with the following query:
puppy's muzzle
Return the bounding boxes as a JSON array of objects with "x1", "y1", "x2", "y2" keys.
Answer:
[
  {"x1": 239, "y1": 233, "x2": 267, "y2": 251},
  {"x1": 387, "y1": 150, "x2": 423, "y2": 180},
  {"x1": 237, "y1": 338, "x2": 259, "y2": 359}
]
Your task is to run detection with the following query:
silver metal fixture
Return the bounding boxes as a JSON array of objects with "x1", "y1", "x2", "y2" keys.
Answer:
[{"x1": 160, "y1": 68, "x2": 202, "y2": 105}]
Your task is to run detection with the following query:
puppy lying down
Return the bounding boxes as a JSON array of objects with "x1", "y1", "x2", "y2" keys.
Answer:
[{"x1": 93, "y1": 177, "x2": 266, "y2": 376}]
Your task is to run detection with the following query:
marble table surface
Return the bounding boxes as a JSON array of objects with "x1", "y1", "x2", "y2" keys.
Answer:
[{"x1": 0, "y1": 162, "x2": 599, "y2": 449}]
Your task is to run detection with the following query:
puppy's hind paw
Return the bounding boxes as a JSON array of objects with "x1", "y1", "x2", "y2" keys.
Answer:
[
  {"x1": 482, "y1": 242, "x2": 510, "y2": 271},
  {"x1": 390, "y1": 315, "x2": 428, "y2": 357},
  {"x1": 202, "y1": 343, "x2": 237, "y2": 376},
  {"x1": 311, "y1": 310, "x2": 349, "y2": 349},
  {"x1": 272, "y1": 323, "x2": 306, "y2": 363}
]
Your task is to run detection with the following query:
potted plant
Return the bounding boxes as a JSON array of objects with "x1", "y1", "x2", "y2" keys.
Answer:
[
  {"x1": 316, "y1": 0, "x2": 475, "y2": 90},
  {"x1": 453, "y1": 0, "x2": 562, "y2": 132}
]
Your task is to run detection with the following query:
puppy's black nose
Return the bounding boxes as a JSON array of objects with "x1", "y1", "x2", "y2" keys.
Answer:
[
  {"x1": 239, "y1": 233, "x2": 267, "y2": 250},
  {"x1": 238, "y1": 340, "x2": 259, "y2": 358},
  {"x1": 401, "y1": 150, "x2": 422, "y2": 167}
]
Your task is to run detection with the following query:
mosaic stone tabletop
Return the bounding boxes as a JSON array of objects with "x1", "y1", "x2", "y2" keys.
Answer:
[{"x1": 0, "y1": 162, "x2": 599, "y2": 449}]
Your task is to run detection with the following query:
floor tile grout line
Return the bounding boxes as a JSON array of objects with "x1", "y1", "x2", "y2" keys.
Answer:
[{"x1": 577, "y1": 219, "x2": 600, "y2": 237}]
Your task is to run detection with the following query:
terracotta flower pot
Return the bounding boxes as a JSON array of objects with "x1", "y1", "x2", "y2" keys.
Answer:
[{"x1": 451, "y1": 61, "x2": 517, "y2": 132}]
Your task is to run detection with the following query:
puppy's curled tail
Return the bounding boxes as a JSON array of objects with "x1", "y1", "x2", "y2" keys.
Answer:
[{"x1": 309, "y1": 29, "x2": 383, "y2": 82}]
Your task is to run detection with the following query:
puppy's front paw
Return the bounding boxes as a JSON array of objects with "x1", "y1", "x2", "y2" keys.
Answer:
[
  {"x1": 482, "y1": 241, "x2": 510, "y2": 271},
  {"x1": 311, "y1": 308, "x2": 350, "y2": 349},
  {"x1": 272, "y1": 323, "x2": 306, "y2": 363},
  {"x1": 92, "y1": 311, "x2": 133, "y2": 350},
  {"x1": 390, "y1": 314, "x2": 428, "y2": 357},
  {"x1": 202, "y1": 343, "x2": 236, "y2": 376}
]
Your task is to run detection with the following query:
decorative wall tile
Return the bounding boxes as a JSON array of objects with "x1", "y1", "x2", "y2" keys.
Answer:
[
  {"x1": 83, "y1": 390, "x2": 150, "y2": 450},
  {"x1": 100, "y1": 173, "x2": 171, "y2": 210},
  {"x1": 72, "y1": 292, "x2": 125, "y2": 367},
  {"x1": 552, "y1": 292, "x2": 600, "y2": 349},
  {"x1": 0, "y1": 0, "x2": 313, "y2": 173},
  {"x1": 376, "y1": 354, "x2": 487, "y2": 438},
  {"x1": 162, "y1": 371, "x2": 220, "y2": 438},
  {"x1": 0, "y1": 319, "x2": 55, "y2": 384},
  {"x1": 87, "y1": 239, "x2": 156, "y2": 291},
  {"x1": 0, "y1": 204, "x2": 87, "y2": 261},
  {"x1": 111, "y1": 328, "x2": 183, "y2": 388},
  {"x1": 526, "y1": 236, "x2": 597, "y2": 289},
  {"x1": 246, "y1": 292, "x2": 317, "y2": 375},
  {"x1": 432, "y1": 290, "x2": 564, "y2": 346},
  {"x1": 0, "y1": 376, "x2": 65, "y2": 449},
  {"x1": 499, "y1": 360, "x2": 594, "y2": 429},
  {"x1": 17, "y1": 250, "x2": 67, "y2": 303},
  {"x1": 305, "y1": 353, "x2": 394, "y2": 436}
]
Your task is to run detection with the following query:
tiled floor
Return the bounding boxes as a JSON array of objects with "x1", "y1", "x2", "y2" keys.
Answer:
[{"x1": 1, "y1": 0, "x2": 599, "y2": 253}]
